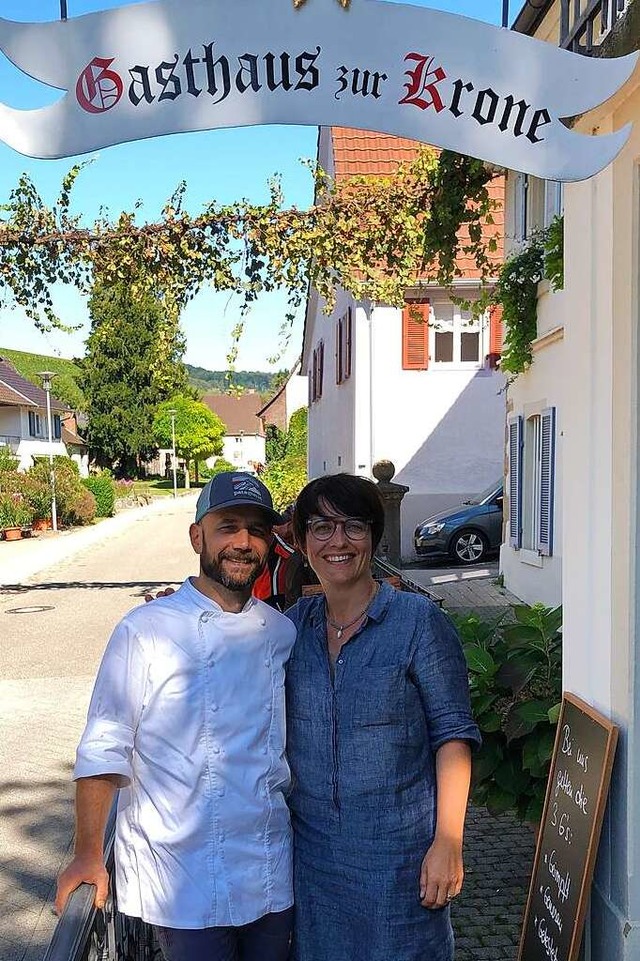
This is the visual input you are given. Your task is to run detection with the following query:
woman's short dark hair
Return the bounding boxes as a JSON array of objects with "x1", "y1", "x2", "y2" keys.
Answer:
[{"x1": 293, "y1": 473, "x2": 385, "y2": 552}]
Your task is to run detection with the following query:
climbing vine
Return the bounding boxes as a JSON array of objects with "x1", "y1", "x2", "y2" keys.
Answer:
[
  {"x1": 496, "y1": 216, "x2": 564, "y2": 376},
  {"x1": 0, "y1": 150, "x2": 498, "y2": 351}
]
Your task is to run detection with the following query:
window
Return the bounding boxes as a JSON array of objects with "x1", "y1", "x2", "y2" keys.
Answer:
[
  {"x1": 514, "y1": 174, "x2": 564, "y2": 242},
  {"x1": 336, "y1": 308, "x2": 353, "y2": 384},
  {"x1": 402, "y1": 301, "x2": 429, "y2": 369},
  {"x1": 311, "y1": 340, "x2": 325, "y2": 402},
  {"x1": 28, "y1": 411, "x2": 43, "y2": 437},
  {"x1": 430, "y1": 304, "x2": 483, "y2": 368},
  {"x1": 53, "y1": 415, "x2": 62, "y2": 440},
  {"x1": 508, "y1": 408, "x2": 556, "y2": 555}
]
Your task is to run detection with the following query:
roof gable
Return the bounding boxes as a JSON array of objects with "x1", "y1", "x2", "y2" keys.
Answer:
[
  {"x1": 0, "y1": 358, "x2": 69, "y2": 411},
  {"x1": 202, "y1": 392, "x2": 266, "y2": 436}
]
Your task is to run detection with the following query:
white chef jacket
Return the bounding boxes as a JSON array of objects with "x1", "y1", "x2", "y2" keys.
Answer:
[{"x1": 74, "y1": 577, "x2": 296, "y2": 929}]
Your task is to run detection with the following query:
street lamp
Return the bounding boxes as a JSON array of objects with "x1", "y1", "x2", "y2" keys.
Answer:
[
  {"x1": 38, "y1": 371, "x2": 58, "y2": 533},
  {"x1": 167, "y1": 409, "x2": 178, "y2": 499}
]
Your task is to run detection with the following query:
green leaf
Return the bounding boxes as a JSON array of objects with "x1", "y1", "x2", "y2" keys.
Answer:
[
  {"x1": 547, "y1": 702, "x2": 562, "y2": 725},
  {"x1": 464, "y1": 645, "x2": 497, "y2": 676},
  {"x1": 504, "y1": 700, "x2": 553, "y2": 743}
]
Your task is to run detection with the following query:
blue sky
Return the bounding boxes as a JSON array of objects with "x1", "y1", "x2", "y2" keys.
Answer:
[{"x1": 0, "y1": 0, "x2": 506, "y2": 372}]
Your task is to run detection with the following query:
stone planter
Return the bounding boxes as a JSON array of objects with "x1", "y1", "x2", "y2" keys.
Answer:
[{"x1": 3, "y1": 526, "x2": 22, "y2": 541}]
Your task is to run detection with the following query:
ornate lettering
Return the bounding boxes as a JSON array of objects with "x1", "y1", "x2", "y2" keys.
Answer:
[
  {"x1": 76, "y1": 57, "x2": 123, "y2": 114},
  {"x1": 264, "y1": 52, "x2": 292, "y2": 92},
  {"x1": 398, "y1": 53, "x2": 447, "y2": 112},
  {"x1": 295, "y1": 47, "x2": 321, "y2": 91},
  {"x1": 203, "y1": 43, "x2": 231, "y2": 105},
  {"x1": 156, "y1": 55, "x2": 182, "y2": 102},
  {"x1": 128, "y1": 65, "x2": 155, "y2": 106},
  {"x1": 236, "y1": 53, "x2": 262, "y2": 93}
]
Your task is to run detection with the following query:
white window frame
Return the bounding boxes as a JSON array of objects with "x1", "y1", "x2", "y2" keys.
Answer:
[
  {"x1": 429, "y1": 303, "x2": 486, "y2": 370},
  {"x1": 508, "y1": 407, "x2": 556, "y2": 559}
]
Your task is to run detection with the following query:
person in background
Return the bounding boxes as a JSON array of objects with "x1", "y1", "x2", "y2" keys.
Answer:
[
  {"x1": 253, "y1": 504, "x2": 297, "y2": 611},
  {"x1": 56, "y1": 472, "x2": 296, "y2": 961},
  {"x1": 285, "y1": 473, "x2": 481, "y2": 961}
]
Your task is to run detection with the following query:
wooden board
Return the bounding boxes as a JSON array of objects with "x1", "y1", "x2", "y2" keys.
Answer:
[{"x1": 518, "y1": 693, "x2": 618, "y2": 961}]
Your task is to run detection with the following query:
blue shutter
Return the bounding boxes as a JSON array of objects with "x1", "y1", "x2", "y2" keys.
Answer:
[
  {"x1": 509, "y1": 416, "x2": 523, "y2": 549},
  {"x1": 537, "y1": 407, "x2": 556, "y2": 556},
  {"x1": 28, "y1": 411, "x2": 36, "y2": 437},
  {"x1": 53, "y1": 415, "x2": 62, "y2": 440}
]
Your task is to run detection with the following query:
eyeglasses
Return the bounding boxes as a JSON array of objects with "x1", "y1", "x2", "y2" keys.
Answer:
[{"x1": 306, "y1": 517, "x2": 371, "y2": 541}]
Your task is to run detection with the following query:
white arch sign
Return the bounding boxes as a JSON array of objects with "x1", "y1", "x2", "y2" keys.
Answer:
[{"x1": 0, "y1": 0, "x2": 637, "y2": 180}]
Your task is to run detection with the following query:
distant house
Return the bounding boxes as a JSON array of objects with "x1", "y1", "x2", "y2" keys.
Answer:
[
  {"x1": 202, "y1": 392, "x2": 266, "y2": 474},
  {"x1": 257, "y1": 360, "x2": 308, "y2": 433},
  {"x1": 0, "y1": 357, "x2": 88, "y2": 473},
  {"x1": 303, "y1": 128, "x2": 506, "y2": 560}
]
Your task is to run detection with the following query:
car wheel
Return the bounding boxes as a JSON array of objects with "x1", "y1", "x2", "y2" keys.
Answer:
[{"x1": 450, "y1": 529, "x2": 488, "y2": 565}]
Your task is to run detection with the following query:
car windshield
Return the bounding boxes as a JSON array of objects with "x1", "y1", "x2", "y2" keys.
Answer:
[{"x1": 467, "y1": 481, "x2": 502, "y2": 505}]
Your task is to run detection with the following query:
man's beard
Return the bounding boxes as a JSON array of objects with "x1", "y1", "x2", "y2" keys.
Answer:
[{"x1": 201, "y1": 548, "x2": 264, "y2": 592}]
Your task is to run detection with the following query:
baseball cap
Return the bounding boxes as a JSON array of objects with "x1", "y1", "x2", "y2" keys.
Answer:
[{"x1": 195, "y1": 471, "x2": 282, "y2": 525}]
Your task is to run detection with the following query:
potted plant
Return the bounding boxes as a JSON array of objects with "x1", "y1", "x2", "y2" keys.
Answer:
[
  {"x1": 23, "y1": 476, "x2": 53, "y2": 531},
  {"x1": 0, "y1": 494, "x2": 34, "y2": 541}
]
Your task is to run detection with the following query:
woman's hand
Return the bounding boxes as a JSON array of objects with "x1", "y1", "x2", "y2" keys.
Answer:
[{"x1": 419, "y1": 835, "x2": 463, "y2": 909}]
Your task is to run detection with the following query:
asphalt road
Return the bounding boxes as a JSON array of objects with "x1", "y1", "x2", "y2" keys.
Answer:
[{"x1": 0, "y1": 497, "x2": 198, "y2": 961}]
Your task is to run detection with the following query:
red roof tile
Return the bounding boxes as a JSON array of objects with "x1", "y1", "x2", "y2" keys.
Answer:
[
  {"x1": 202, "y1": 393, "x2": 266, "y2": 436},
  {"x1": 329, "y1": 128, "x2": 504, "y2": 276}
]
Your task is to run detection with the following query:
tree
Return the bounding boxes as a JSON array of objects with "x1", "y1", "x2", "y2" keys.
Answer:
[
  {"x1": 262, "y1": 407, "x2": 308, "y2": 510},
  {"x1": 153, "y1": 395, "x2": 225, "y2": 486},
  {"x1": 81, "y1": 281, "x2": 187, "y2": 475}
]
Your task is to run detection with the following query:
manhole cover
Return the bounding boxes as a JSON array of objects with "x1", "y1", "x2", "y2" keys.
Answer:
[{"x1": 5, "y1": 605, "x2": 55, "y2": 615}]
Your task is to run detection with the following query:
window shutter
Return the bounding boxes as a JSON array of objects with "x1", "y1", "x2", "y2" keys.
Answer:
[
  {"x1": 489, "y1": 305, "x2": 503, "y2": 356},
  {"x1": 28, "y1": 411, "x2": 36, "y2": 437},
  {"x1": 345, "y1": 308, "x2": 353, "y2": 379},
  {"x1": 514, "y1": 172, "x2": 527, "y2": 241},
  {"x1": 537, "y1": 407, "x2": 556, "y2": 556},
  {"x1": 311, "y1": 349, "x2": 317, "y2": 402},
  {"x1": 402, "y1": 302, "x2": 429, "y2": 370},
  {"x1": 508, "y1": 416, "x2": 523, "y2": 549},
  {"x1": 336, "y1": 318, "x2": 343, "y2": 384},
  {"x1": 54, "y1": 414, "x2": 62, "y2": 440}
]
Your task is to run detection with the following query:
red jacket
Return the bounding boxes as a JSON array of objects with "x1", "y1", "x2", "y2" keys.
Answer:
[{"x1": 253, "y1": 534, "x2": 296, "y2": 611}]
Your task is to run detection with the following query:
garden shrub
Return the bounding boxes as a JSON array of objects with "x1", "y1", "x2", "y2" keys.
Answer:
[
  {"x1": 452, "y1": 602, "x2": 562, "y2": 823},
  {"x1": 82, "y1": 473, "x2": 116, "y2": 517},
  {"x1": 67, "y1": 487, "x2": 97, "y2": 526}
]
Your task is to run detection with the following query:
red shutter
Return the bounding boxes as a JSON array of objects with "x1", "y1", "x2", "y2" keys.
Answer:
[
  {"x1": 489, "y1": 305, "x2": 503, "y2": 355},
  {"x1": 402, "y1": 302, "x2": 429, "y2": 370},
  {"x1": 345, "y1": 308, "x2": 353, "y2": 379}
]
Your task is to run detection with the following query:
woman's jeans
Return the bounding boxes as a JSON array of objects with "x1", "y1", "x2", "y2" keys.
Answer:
[{"x1": 153, "y1": 908, "x2": 293, "y2": 961}]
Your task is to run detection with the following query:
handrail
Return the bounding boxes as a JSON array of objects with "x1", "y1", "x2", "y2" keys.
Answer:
[
  {"x1": 371, "y1": 556, "x2": 444, "y2": 607},
  {"x1": 43, "y1": 802, "x2": 117, "y2": 961},
  {"x1": 561, "y1": 0, "x2": 632, "y2": 53}
]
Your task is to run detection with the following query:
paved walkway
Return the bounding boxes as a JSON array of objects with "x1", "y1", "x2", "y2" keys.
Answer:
[{"x1": 0, "y1": 510, "x2": 534, "y2": 961}]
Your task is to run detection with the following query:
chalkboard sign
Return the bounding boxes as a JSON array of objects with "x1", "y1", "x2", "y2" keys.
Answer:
[{"x1": 518, "y1": 693, "x2": 618, "y2": 961}]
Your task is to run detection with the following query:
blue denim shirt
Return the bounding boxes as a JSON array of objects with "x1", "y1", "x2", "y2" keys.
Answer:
[
  {"x1": 285, "y1": 582, "x2": 481, "y2": 961},
  {"x1": 285, "y1": 581, "x2": 481, "y2": 825}
]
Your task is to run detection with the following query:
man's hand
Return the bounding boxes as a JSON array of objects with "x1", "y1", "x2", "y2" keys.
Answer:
[
  {"x1": 144, "y1": 587, "x2": 176, "y2": 603},
  {"x1": 419, "y1": 835, "x2": 463, "y2": 909},
  {"x1": 55, "y1": 855, "x2": 109, "y2": 915}
]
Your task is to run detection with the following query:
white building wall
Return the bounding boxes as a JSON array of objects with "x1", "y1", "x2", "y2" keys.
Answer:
[
  {"x1": 284, "y1": 374, "x2": 308, "y2": 425},
  {"x1": 219, "y1": 434, "x2": 266, "y2": 474},
  {"x1": 369, "y1": 305, "x2": 505, "y2": 558},
  {"x1": 500, "y1": 280, "x2": 565, "y2": 609},
  {"x1": 307, "y1": 288, "x2": 357, "y2": 480},
  {"x1": 554, "y1": 87, "x2": 640, "y2": 960}
]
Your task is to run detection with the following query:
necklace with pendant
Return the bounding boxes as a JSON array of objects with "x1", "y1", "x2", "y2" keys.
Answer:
[{"x1": 326, "y1": 584, "x2": 379, "y2": 639}]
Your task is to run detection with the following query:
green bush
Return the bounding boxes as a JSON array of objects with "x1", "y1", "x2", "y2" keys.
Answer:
[
  {"x1": 0, "y1": 446, "x2": 19, "y2": 474},
  {"x1": 0, "y1": 492, "x2": 33, "y2": 528},
  {"x1": 29, "y1": 457, "x2": 89, "y2": 527},
  {"x1": 82, "y1": 473, "x2": 116, "y2": 517},
  {"x1": 453, "y1": 603, "x2": 562, "y2": 823},
  {"x1": 22, "y1": 474, "x2": 52, "y2": 521},
  {"x1": 199, "y1": 457, "x2": 235, "y2": 480}
]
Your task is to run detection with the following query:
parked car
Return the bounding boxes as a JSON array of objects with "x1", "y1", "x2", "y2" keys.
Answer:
[{"x1": 414, "y1": 482, "x2": 503, "y2": 565}]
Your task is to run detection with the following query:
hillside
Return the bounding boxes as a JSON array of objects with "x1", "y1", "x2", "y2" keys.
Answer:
[
  {"x1": 186, "y1": 365, "x2": 280, "y2": 394},
  {"x1": 0, "y1": 348, "x2": 85, "y2": 410},
  {"x1": 0, "y1": 349, "x2": 280, "y2": 410}
]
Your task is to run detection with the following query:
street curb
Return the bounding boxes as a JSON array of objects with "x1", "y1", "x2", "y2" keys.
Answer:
[{"x1": 0, "y1": 494, "x2": 198, "y2": 587}]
